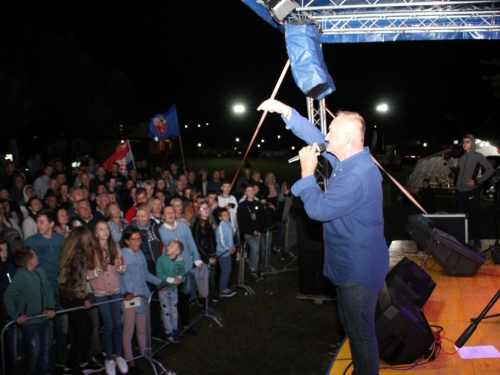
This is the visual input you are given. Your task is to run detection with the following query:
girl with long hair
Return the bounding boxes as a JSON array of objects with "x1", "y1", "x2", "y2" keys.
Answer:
[
  {"x1": 58, "y1": 226, "x2": 100, "y2": 374},
  {"x1": 88, "y1": 220, "x2": 128, "y2": 375}
]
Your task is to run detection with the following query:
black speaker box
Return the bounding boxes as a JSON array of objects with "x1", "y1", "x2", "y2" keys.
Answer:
[
  {"x1": 386, "y1": 257, "x2": 436, "y2": 309},
  {"x1": 405, "y1": 214, "x2": 433, "y2": 250},
  {"x1": 426, "y1": 229, "x2": 486, "y2": 277},
  {"x1": 297, "y1": 211, "x2": 335, "y2": 296},
  {"x1": 376, "y1": 283, "x2": 435, "y2": 366}
]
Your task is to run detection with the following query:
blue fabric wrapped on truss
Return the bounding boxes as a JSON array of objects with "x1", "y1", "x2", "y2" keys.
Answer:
[{"x1": 285, "y1": 23, "x2": 336, "y2": 100}]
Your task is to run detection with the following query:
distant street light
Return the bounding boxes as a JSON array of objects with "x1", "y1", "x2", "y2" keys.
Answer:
[
  {"x1": 423, "y1": 142, "x2": 427, "y2": 148},
  {"x1": 197, "y1": 143, "x2": 202, "y2": 148},
  {"x1": 376, "y1": 103, "x2": 389, "y2": 150},
  {"x1": 233, "y1": 104, "x2": 245, "y2": 114},
  {"x1": 235, "y1": 137, "x2": 240, "y2": 142},
  {"x1": 277, "y1": 135, "x2": 281, "y2": 139}
]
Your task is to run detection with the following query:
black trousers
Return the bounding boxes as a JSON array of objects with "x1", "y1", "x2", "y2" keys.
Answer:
[
  {"x1": 456, "y1": 188, "x2": 482, "y2": 241},
  {"x1": 59, "y1": 297, "x2": 92, "y2": 370}
]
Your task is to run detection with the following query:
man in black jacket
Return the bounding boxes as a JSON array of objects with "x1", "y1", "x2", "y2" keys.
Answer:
[{"x1": 237, "y1": 184, "x2": 265, "y2": 278}]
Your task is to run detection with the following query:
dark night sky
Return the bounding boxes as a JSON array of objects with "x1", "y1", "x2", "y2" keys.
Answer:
[{"x1": 3, "y1": 1, "x2": 500, "y2": 154}]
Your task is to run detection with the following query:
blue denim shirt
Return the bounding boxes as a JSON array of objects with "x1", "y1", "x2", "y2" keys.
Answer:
[
  {"x1": 286, "y1": 109, "x2": 389, "y2": 294},
  {"x1": 120, "y1": 248, "x2": 162, "y2": 313}
]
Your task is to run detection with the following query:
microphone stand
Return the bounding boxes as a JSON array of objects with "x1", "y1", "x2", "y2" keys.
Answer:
[
  {"x1": 456, "y1": 288, "x2": 500, "y2": 348},
  {"x1": 484, "y1": 168, "x2": 500, "y2": 254}
]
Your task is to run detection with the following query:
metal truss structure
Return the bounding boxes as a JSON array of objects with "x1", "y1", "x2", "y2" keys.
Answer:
[
  {"x1": 242, "y1": 0, "x2": 500, "y2": 185},
  {"x1": 244, "y1": 1, "x2": 500, "y2": 42},
  {"x1": 290, "y1": 0, "x2": 500, "y2": 43}
]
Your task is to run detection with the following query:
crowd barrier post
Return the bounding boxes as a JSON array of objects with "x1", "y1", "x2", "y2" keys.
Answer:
[
  {"x1": 128, "y1": 291, "x2": 176, "y2": 375},
  {"x1": 270, "y1": 217, "x2": 298, "y2": 273},
  {"x1": 187, "y1": 274, "x2": 223, "y2": 331},
  {"x1": 260, "y1": 226, "x2": 278, "y2": 276},
  {"x1": 232, "y1": 242, "x2": 255, "y2": 295}
]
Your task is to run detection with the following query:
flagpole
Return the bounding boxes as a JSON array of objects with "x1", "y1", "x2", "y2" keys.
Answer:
[
  {"x1": 127, "y1": 140, "x2": 136, "y2": 169},
  {"x1": 177, "y1": 136, "x2": 187, "y2": 172}
]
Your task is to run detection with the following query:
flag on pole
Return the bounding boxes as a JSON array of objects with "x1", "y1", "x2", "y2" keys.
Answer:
[
  {"x1": 103, "y1": 140, "x2": 136, "y2": 176},
  {"x1": 148, "y1": 104, "x2": 180, "y2": 141}
]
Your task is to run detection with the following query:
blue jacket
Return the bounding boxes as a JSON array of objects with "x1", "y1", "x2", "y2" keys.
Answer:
[
  {"x1": 120, "y1": 248, "x2": 162, "y2": 313},
  {"x1": 285, "y1": 109, "x2": 389, "y2": 294},
  {"x1": 158, "y1": 221, "x2": 201, "y2": 274},
  {"x1": 216, "y1": 221, "x2": 234, "y2": 257}
]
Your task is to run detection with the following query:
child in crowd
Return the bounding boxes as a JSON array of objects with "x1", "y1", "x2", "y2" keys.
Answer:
[
  {"x1": 4, "y1": 247, "x2": 56, "y2": 375},
  {"x1": 156, "y1": 239, "x2": 185, "y2": 343},
  {"x1": 216, "y1": 208, "x2": 236, "y2": 297}
]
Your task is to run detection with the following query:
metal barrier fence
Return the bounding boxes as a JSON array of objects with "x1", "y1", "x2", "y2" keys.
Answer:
[{"x1": 0, "y1": 293, "x2": 177, "y2": 375}]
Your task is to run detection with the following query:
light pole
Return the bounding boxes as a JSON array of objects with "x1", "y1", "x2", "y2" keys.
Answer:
[{"x1": 376, "y1": 103, "x2": 389, "y2": 151}]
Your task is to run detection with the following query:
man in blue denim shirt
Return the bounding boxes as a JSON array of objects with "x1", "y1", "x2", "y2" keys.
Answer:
[{"x1": 259, "y1": 99, "x2": 389, "y2": 375}]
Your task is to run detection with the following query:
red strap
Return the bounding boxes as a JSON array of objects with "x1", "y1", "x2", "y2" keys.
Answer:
[{"x1": 371, "y1": 155, "x2": 427, "y2": 214}]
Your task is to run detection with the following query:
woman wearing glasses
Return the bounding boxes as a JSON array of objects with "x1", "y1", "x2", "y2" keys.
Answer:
[{"x1": 119, "y1": 227, "x2": 163, "y2": 374}]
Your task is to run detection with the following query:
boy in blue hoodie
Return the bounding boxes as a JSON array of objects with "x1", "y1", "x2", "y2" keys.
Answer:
[
  {"x1": 216, "y1": 208, "x2": 236, "y2": 297},
  {"x1": 156, "y1": 239, "x2": 185, "y2": 343},
  {"x1": 4, "y1": 247, "x2": 56, "y2": 375}
]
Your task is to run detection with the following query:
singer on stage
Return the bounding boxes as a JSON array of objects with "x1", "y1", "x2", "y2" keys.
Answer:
[{"x1": 258, "y1": 99, "x2": 389, "y2": 375}]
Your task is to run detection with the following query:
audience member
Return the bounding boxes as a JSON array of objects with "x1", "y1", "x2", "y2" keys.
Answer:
[
  {"x1": 120, "y1": 227, "x2": 163, "y2": 373},
  {"x1": 4, "y1": 247, "x2": 56, "y2": 375},
  {"x1": 89, "y1": 221, "x2": 128, "y2": 375},
  {"x1": 58, "y1": 227, "x2": 101, "y2": 374},
  {"x1": 216, "y1": 208, "x2": 236, "y2": 298},
  {"x1": 156, "y1": 239, "x2": 184, "y2": 343}
]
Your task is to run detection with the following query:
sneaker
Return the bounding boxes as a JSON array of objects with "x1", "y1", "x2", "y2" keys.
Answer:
[
  {"x1": 167, "y1": 330, "x2": 180, "y2": 344},
  {"x1": 172, "y1": 329, "x2": 181, "y2": 343},
  {"x1": 105, "y1": 359, "x2": 116, "y2": 375},
  {"x1": 79, "y1": 360, "x2": 104, "y2": 374},
  {"x1": 220, "y1": 289, "x2": 236, "y2": 298},
  {"x1": 114, "y1": 356, "x2": 128, "y2": 374},
  {"x1": 92, "y1": 352, "x2": 106, "y2": 367}
]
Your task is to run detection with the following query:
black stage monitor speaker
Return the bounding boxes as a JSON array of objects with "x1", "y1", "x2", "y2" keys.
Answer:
[
  {"x1": 426, "y1": 229, "x2": 486, "y2": 277},
  {"x1": 386, "y1": 257, "x2": 436, "y2": 309},
  {"x1": 376, "y1": 283, "x2": 435, "y2": 366},
  {"x1": 405, "y1": 214, "x2": 433, "y2": 250},
  {"x1": 297, "y1": 210, "x2": 335, "y2": 296}
]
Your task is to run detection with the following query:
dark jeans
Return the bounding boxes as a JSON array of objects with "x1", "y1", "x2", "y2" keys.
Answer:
[
  {"x1": 59, "y1": 297, "x2": 92, "y2": 370},
  {"x1": 456, "y1": 188, "x2": 482, "y2": 241},
  {"x1": 177, "y1": 289, "x2": 190, "y2": 328},
  {"x1": 336, "y1": 283, "x2": 380, "y2": 375},
  {"x1": 95, "y1": 294, "x2": 122, "y2": 360},
  {"x1": 49, "y1": 287, "x2": 68, "y2": 367},
  {"x1": 19, "y1": 321, "x2": 51, "y2": 375}
]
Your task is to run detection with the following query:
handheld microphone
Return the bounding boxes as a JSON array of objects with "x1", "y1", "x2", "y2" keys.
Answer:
[{"x1": 288, "y1": 143, "x2": 326, "y2": 163}]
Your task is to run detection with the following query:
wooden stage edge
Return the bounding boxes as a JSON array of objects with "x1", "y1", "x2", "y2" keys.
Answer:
[{"x1": 328, "y1": 239, "x2": 500, "y2": 375}]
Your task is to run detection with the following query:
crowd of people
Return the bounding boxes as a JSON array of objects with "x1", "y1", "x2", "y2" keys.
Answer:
[{"x1": 0, "y1": 157, "x2": 293, "y2": 375}]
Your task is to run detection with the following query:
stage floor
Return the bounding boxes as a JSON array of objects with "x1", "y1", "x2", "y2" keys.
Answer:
[{"x1": 328, "y1": 240, "x2": 500, "y2": 375}]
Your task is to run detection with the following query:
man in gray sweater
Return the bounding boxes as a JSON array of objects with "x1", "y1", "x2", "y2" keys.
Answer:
[{"x1": 446, "y1": 134, "x2": 494, "y2": 248}]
